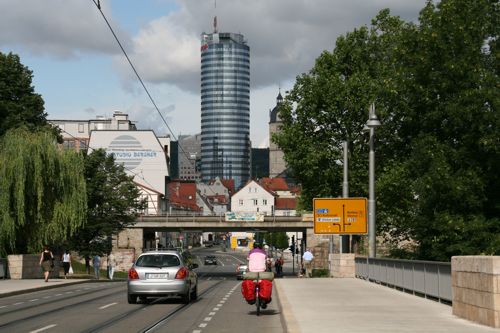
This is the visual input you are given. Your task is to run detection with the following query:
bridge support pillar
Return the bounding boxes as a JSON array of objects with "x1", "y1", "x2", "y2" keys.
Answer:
[{"x1": 452, "y1": 256, "x2": 500, "y2": 328}]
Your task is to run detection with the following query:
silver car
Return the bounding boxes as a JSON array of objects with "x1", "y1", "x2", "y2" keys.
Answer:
[{"x1": 127, "y1": 250, "x2": 198, "y2": 304}]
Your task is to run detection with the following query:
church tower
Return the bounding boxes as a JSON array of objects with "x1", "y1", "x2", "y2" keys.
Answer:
[{"x1": 268, "y1": 91, "x2": 286, "y2": 178}]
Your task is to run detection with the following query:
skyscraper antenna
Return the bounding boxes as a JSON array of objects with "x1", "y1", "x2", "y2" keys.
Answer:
[{"x1": 213, "y1": 0, "x2": 218, "y2": 33}]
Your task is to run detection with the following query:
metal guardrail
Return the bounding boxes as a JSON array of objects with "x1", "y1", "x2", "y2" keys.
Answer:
[{"x1": 355, "y1": 256, "x2": 452, "y2": 303}]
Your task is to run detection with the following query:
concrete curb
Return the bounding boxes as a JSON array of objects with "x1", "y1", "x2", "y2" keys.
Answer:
[{"x1": 275, "y1": 279, "x2": 301, "y2": 333}]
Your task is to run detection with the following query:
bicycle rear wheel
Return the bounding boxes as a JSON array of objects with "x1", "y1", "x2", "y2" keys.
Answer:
[{"x1": 256, "y1": 295, "x2": 260, "y2": 316}]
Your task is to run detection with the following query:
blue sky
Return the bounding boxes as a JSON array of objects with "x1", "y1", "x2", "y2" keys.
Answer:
[{"x1": 0, "y1": 0, "x2": 426, "y2": 147}]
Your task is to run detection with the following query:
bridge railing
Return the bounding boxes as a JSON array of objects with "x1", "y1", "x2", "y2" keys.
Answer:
[{"x1": 355, "y1": 256, "x2": 452, "y2": 303}]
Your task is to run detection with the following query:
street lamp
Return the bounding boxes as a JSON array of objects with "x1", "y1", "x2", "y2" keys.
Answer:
[{"x1": 365, "y1": 103, "x2": 381, "y2": 258}]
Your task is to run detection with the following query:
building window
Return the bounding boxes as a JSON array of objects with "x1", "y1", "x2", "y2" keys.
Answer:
[
  {"x1": 239, "y1": 199, "x2": 243, "y2": 206},
  {"x1": 263, "y1": 199, "x2": 267, "y2": 205},
  {"x1": 253, "y1": 199, "x2": 258, "y2": 206},
  {"x1": 78, "y1": 123, "x2": 84, "y2": 133}
]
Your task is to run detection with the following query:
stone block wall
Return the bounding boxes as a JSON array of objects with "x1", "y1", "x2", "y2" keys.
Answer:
[
  {"x1": 330, "y1": 253, "x2": 355, "y2": 278},
  {"x1": 452, "y1": 256, "x2": 500, "y2": 328},
  {"x1": 7, "y1": 254, "x2": 60, "y2": 279}
]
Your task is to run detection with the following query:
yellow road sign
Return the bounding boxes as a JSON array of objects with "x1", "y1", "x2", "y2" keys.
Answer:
[{"x1": 313, "y1": 198, "x2": 367, "y2": 234}]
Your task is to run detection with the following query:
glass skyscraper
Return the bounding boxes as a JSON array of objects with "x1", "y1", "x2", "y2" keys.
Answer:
[{"x1": 200, "y1": 31, "x2": 250, "y2": 189}]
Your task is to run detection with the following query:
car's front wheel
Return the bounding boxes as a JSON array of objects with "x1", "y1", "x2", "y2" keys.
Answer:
[{"x1": 128, "y1": 294, "x2": 137, "y2": 304}]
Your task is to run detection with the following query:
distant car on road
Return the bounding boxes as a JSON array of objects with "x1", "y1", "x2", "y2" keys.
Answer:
[
  {"x1": 127, "y1": 250, "x2": 198, "y2": 304},
  {"x1": 204, "y1": 255, "x2": 217, "y2": 265},
  {"x1": 236, "y1": 264, "x2": 248, "y2": 280}
]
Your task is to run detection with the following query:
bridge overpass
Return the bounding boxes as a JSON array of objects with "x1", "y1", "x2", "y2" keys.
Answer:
[{"x1": 132, "y1": 214, "x2": 313, "y2": 232}]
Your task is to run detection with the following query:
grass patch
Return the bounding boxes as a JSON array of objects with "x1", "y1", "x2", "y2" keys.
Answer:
[{"x1": 69, "y1": 260, "x2": 127, "y2": 279}]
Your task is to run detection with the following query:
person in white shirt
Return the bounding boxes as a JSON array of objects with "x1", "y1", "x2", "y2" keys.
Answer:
[
  {"x1": 62, "y1": 250, "x2": 71, "y2": 279},
  {"x1": 107, "y1": 253, "x2": 116, "y2": 280},
  {"x1": 302, "y1": 249, "x2": 314, "y2": 278}
]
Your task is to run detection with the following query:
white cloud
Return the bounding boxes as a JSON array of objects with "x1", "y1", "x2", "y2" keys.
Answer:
[
  {"x1": 0, "y1": 0, "x2": 426, "y2": 146},
  {"x1": 0, "y1": 0, "x2": 129, "y2": 58}
]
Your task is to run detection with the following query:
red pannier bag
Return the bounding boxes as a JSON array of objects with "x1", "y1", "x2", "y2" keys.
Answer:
[
  {"x1": 258, "y1": 279, "x2": 273, "y2": 302},
  {"x1": 241, "y1": 280, "x2": 256, "y2": 302}
]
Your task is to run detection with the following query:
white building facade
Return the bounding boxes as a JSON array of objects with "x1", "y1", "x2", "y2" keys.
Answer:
[{"x1": 230, "y1": 180, "x2": 275, "y2": 215}]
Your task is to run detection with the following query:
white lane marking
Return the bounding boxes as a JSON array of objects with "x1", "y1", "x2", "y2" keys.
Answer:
[
  {"x1": 222, "y1": 297, "x2": 228, "y2": 300},
  {"x1": 55, "y1": 294, "x2": 63, "y2": 296},
  {"x1": 29, "y1": 299, "x2": 39, "y2": 302},
  {"x1": 220, "y1": 300, "x2": 226, "y2": 303},
  {"x1": 207, "y1": 277, "x2": 212, "y2": 280},
  {"x1": 0, "y1": 305, "x2": 6, "y2": 309},
  {"x1": 99, "y1": 302, "x2": 117, "y2": 309},
  {"x1": 209, "y1": 312, "x2": 216, "y2": 316},
  {"x1": 29, "y1": 324, "x2": 57, "y2": 333},
  {"x1": 204, "y1": 317, "x2": 212, "y2": 321},
  {"x1": 193, "y1": 330, "x2": 202, "y2": 333},
  {"x1": 43, "y1": 296, "x2": 51, "y2": 299},
  {"x1": 65, "y1": 291, "x2": 73, "y2": 294},
  {"x1": 199, "y1": 323, "x2": 207, "y2": 328},
  {"x1": 213, "y1": 307, "x2": 219, "y2": 311},
  {"x1": 216, "y1": 259, "x2": 225, "y2": 266},
  {"x1": 13, "y1": 302, "x2": 24, "y2": 305},
  {"x1": 217, "y1": 303, "x2": 223, "y2": 307}
]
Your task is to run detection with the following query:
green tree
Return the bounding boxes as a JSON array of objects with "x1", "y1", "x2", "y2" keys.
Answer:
[
  {"x1": 0, "y1": 128, "x2": 87, "y2": 256},
  {"x1": 264, "y1": 232, "x2": 289, "y2": 250},
  {"x1": 275, "y1": 0, "x2": 500, "y2": 260},
  {"x1": 69, "y1": 149, "x2": 146, "y2": 256},
  {"x1": 0, "y1": 52, "x2": 55, "y2": 138}
]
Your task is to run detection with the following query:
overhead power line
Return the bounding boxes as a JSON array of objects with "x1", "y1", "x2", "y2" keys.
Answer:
[{"x1": 89, "y1": 1, "x2": 226, "y2": 201}]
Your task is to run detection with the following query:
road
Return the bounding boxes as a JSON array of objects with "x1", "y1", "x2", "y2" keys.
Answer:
[{"x1": 0, "y1": 247, "x2": 287, "y2": 333}]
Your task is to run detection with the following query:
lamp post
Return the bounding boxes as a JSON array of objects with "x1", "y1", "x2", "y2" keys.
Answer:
[{"x1": 365, "y1": 103, "x2": 381, "y2": 258}]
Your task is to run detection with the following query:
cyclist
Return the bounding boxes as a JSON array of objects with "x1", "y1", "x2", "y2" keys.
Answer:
[
  {"x1": 245, "y1": 242, "x2": 272, "y2": 309},
  {"x1": 247, "y1": 242, "x2": 266, "y2": 272}
]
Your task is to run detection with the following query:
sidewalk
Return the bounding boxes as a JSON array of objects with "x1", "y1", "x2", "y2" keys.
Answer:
[
  {"x1": 274, "y1": 278, "x2": 498, "y2": 333},
  {"x1": 0, "y1": 278, "x2": 90, "y2": 298}
]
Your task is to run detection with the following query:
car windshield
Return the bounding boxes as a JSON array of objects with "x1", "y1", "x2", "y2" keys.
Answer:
[{"x1": 136, "y1": 254, "x2": 181, "y2": 268}]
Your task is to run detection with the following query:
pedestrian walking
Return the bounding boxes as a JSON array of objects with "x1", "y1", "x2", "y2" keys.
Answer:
[
  {"x1": 107, "y1": 253, "x2": 116, "y2": 280},
  {"x1": 62, "y1": 250, "x2": 72, "y2": 279},
  {"x1": 85, "y1": 255, "x2": 91, "y2": 274},
  {"x1": 275, "y1": 256, "x2": 284, "y2": 277},
  {"x1": 302, "y1": 248, "x2": 314, "y2": 278},
  {"x1": 39, "y1": 246, "x2": 54, "y2": 282},
  {"x1": 92, "y1": 254, "x2": 101, "y2": 279}
]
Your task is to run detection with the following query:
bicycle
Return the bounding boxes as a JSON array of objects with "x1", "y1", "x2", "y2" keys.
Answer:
[{"x1": 243, "y1": 271, "x2": 274, "y2": 316}]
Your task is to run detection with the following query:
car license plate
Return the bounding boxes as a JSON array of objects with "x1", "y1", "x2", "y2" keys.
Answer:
[{"x1": 147, "y1": 273, "x2": 168, "y2": 279}]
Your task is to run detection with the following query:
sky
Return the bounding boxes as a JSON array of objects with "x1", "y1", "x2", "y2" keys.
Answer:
[{"x1": 0, "y1": 0, "x2": 427, "y2": 148}]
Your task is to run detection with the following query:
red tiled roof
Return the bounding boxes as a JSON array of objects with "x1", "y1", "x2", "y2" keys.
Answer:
[
  {"x1": 259, "y1": 177, "x2": 289, "y2": 191},
  {"x1": 275, "y1": 197, "x2": 297, "y2": 210},
  {"x1": 220, "y1": 179, "x2": 235, "y2": 194},
  {"x1": 167, "y1": 181, "x2": 201, "y2": 211},
  {"x1": 207, "y1": 195, "x2": 228, "y2": 205}
]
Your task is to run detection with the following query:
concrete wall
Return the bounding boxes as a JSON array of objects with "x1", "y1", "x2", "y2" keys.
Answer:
[
  {"x1": 330, "y1": 253, "x2": 355, "y2": 278},
  {"x1": 115, "y1": 228, "x2": 142, "y2": 266},
  {"x1": 7, "y1": 254, "x2": 60, "y2": 279},
  {"x1": 452, "y1": 256, "x2": 500, "y2": 328}
]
